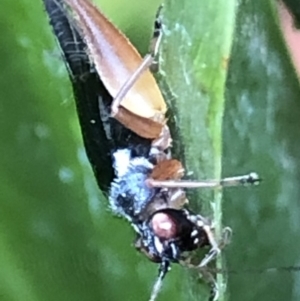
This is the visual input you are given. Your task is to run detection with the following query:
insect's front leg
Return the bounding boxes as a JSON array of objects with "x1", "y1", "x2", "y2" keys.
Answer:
[
  {"x1": 149, "y1": 5, "x2": 163, "y2": 73},
  {"x1": 111, "y1": 6, "x2": 164, "y2": 116},
  {"x1": 197, "y1": 219, "x2": 232, "y2": 267}
]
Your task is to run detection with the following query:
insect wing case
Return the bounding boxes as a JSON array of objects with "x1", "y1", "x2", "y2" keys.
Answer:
[
  {"x1": 63, "y1": 0, "x2": 167, "y2": 129},
  {"x1": 43, "y1": 0, "x2": 153, "y2": 192}
]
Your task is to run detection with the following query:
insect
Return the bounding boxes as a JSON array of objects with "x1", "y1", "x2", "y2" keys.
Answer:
[{"x1": 43, "y1": 0, "x2": 260, "y2": 300}]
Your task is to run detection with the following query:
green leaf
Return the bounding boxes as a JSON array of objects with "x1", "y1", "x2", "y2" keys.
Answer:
[
  {"x1": 160, "y1": 0, "x2": 236, "y2": 299},
  {"x1": 1, "y1": 0, "x2": 300, "y2": 301},
  {"x1": 0, "y1": 0, "x2": 161, "y2": 301},
  {"x1": 224, "y1": 1, "x2": 300, "y2": 301}
]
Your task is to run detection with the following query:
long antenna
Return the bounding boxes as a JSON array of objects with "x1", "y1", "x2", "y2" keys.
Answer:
[
  {"x1": 147, "y1": 172, "x2": 261, "y2": 189},
  {"x1": 149, "y1": 261, "x2": 170, "y2": 301}
]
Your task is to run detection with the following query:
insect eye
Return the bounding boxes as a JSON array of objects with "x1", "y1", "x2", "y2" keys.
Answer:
[{"x1": 150, "y1": 212, "x2": 177, "y2": 240}]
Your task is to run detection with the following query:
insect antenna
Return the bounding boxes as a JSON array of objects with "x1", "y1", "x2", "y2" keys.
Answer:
[
  {"x1": 147, "y1": 172, "x2": 261, "y2": 189},
  {"x1": 149, "y1": 260, "x2": 170, "y2": 301}
]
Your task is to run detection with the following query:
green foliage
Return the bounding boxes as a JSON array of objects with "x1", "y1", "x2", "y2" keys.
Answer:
[
  {"x1": 224, "y1": 1, "x2": 300, "y2": 301},
  {"x1": 0, "y1": 0, "x2": 300, "y2": 301},
  {"x1": 160, "y1": 0, "x2": 235, "y2": 299}
]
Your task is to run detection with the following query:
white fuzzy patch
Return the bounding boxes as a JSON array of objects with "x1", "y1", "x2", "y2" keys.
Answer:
[
  {"x1": 154, "y1": 236, "x2": 164, "y2": 254},
  {"x1": 131, "y1": 157, "x2": 153, "y2": 169},
  {"x1": 112, "y1": 149, "x2": 154, "y2": 178},
  {"x1": 191, "y1": 229, "x2": 198, "y2": 237},
  {"x1": 112, "y1": 149, "x2": 131, "y2": 177}
]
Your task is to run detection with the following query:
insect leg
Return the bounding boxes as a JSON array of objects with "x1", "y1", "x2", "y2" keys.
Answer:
[
  {"x1": 110, "y1": 55, "x2": 154, "y2": 116},
  {"x1": 149, "y1": 5, "x2": 163, "y2": 73},
  {"x1": 198, "y1": 225, "x2": 221, "y2": 268},
  {"x1": 190, "y1": 216, "x2": 231, "y2": 267},
  {"x1": 149, "y1": 260, "x2": 170, "y2": 301},
  {"x1": 150, "y1": 125, "x2": 172, "y2": 156},
  {"x1": 197, "y1": 227, "x2": 232, "y2": 269},
  {"x1": 111, "y1": 6, "x2": 164, "y2": 116}
]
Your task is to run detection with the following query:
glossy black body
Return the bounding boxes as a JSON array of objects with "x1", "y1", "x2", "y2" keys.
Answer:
[{"x1": 138, "y1": 208, "x2": 209, "y2": 263}]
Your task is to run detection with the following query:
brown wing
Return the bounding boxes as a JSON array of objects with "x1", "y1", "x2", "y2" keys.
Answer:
[
  {"x1": 150, "y1": 159, "x2": 185, "y2": 180},
  {"x1": 64, "y1": 0, "x2": 167, "y2": 121}
]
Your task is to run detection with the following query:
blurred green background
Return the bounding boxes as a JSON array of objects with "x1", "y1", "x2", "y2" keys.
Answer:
[{"x1": 1, "y1": 0, "x2": 300, "y2": 301}]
